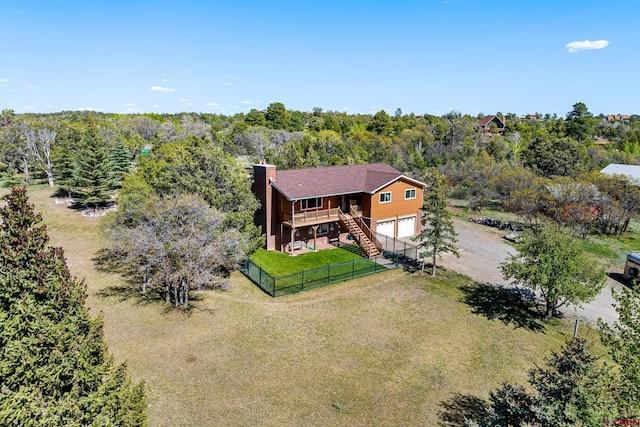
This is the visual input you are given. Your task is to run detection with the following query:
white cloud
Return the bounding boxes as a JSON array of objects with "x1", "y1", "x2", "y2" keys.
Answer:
[
  {"x1": 566, "y1": 39, "x2": 610, "y2": 53},
  {"x1": 150, "y1": 85, "x2": 174, "y2": 92},
  {"x1": 153, "y1": 104, "x2": 160, "y2": 108},
  {"x1": 0, "y1": 78, "x2": 8, "y2": 82},
  {"x1": 25, "y1": 83, "x2": 37, "y2": 90},
  {"x1": 240, "y1": 101, "x2": 252, "y2": 104},
  {"x1": 44, "y1": 105, "x2": 53, "y2": 109},
  {"x1": 205, "y1": 102, "x2": 219, "y2": 107},
  {"x1": 179, "y1": 98, "x2": 189, "y2": 102},
  {"x1": 124, "y1": 102, "x2": 135, "y2": 106},
  {"x1": 162, "y1": 78, "x2": 168, "y2": 82},
  {"x1": 21, "y1": 105, "x2": 35, "y2": 110},
  {"x1": 224, "y1": 82, "x2": 232, "y2": 86}
]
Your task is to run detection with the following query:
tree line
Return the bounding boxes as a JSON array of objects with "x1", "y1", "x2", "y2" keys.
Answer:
[{"x1": 1, "y1": 102, "x2": 639, "y2": 309}]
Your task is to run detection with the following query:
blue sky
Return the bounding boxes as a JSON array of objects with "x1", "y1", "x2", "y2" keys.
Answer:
[{"x1": 1, "y1": 1, "x2": 638, "y2": 116}]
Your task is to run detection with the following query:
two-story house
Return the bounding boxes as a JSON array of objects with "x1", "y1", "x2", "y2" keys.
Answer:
[{"x1": 252, "y1": 163, "x2": 426, "y2": 256}]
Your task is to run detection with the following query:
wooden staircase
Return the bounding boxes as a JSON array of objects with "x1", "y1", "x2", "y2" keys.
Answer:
[{"x1": 338, "y1": 209, "x2": 381, "y2": 258}]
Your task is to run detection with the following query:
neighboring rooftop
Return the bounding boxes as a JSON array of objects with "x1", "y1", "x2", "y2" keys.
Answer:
[
  {"x1": 478, "y1": 115, "x2": 505, "y2": 127},
  {"x1": 601, "y1": 163, "x2": 640, "y2": 182},
  {"x1": 269, "y1": 163, "x2": 425, "y2": 200}
]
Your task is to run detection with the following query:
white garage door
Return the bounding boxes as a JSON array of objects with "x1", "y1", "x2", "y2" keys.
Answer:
[
  {"x1": 377, "y1": 220, "x2": 395, "y2": 237},
  {"x1": 397, "y1": 216, "x2": 416, "y2": 238}
]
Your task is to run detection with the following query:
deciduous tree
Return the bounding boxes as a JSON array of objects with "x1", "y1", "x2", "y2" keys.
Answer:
[
  {"x1": 101, "y1": 193, "x2": 247, "y2": 308},
  {"x1": 500, "y1": 226, "x2": 605, "y2": 321}
]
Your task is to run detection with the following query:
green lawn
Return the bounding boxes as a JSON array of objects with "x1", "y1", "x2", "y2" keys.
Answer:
[
  {"x1": 249, "y1": 247, "x2": 384, "y2": 296},
  {"x1": 251, "y1": 247, "x2": 365, "y2": 276}
]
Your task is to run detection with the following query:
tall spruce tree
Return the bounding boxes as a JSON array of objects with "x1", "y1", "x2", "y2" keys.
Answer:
[
  {"x1": 483, "y1": 338, "x2": 616, "y2": 427},
  {"x1": 74, "y1": 118, "x2": 112, "y2": 209},
  {"x1": 599, "y1": 287, "x2": 640, "y2": 415},
  {"x1": 0, "y1": 187, "x2": 146, "y2": 426},
  {"x1": 412, "y1": 168, "x2": 459, "y2": 276},
  {"x1": 108, "y1": 140, "x2": 131, "y2": 189},
  {"x1": 52, "y1": 137, "x2": 77, "y2": 198}
]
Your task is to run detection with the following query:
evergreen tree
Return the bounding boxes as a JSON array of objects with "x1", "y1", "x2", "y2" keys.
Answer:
[
  {"x1": 74, "y1": 118, "x2": 112, "y2": 209},
  {"x1": 482, "y1": 338, "x2": 616, "y2": 427},
  {"x1": 0, "y1": 187, "x2": 146, "y2": 426},
  {"x1": 108, "y1": 140, "x2": 131, "y2": 189},
  {"x1": 412, "y1": 168, "x2": 459, "y2": 276},
  {"x1": 51, "y1": 137, "x2": 77, "y2": 198},
  {"x1": 599, "y1": 287, "x2": 640, "y2": 415}
]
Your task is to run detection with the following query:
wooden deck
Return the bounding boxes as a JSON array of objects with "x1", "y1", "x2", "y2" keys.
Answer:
[{"x1": 282, "y1": 207, "x2": 363, "y2": 227}]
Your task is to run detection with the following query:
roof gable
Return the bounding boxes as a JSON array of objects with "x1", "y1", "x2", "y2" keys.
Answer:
[
  {"x1": 270, "y1": 163, "x2": 425, "y2": 200},
  {"x1": 478, "y1": 115, "x2": 505, "y2": 128}
]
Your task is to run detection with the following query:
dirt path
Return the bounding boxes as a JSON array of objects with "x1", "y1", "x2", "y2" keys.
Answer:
[{"x1": 437, "y1": 218, "x2": 622, "y2": 326}]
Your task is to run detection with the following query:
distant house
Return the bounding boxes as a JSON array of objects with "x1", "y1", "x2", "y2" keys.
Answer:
[
  {"x1": 520, "y1": 113, "x2": 539, "y2": 120},
  {"x1": 601, "y1": 163, "x2": 640, "y2": 184},
  {"x1": 606, "y1": 115, "x2": 631, "y2": 123},
  {"x1": 252, "y1": 163, "x2": 426, "y2": 256},
  {"x1": 477, "y1": 115, "x2": 505, "y2": 134}
]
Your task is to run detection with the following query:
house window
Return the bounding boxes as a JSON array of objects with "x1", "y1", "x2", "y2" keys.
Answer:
[
  {"x1": 405, "y1": 189, "x2": 416, "y2": 200},
  {"x1": 301, "y1": 197, "x2": 322, "y2": 210},
  {"x1": 379, "y1": 192, "x2": 391, "y2": 203},
  {"x1": 317, "y1": 224, "x2": 329, "y2": 235}
]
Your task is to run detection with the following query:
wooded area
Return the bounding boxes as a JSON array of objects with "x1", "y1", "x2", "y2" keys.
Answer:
[{"x1": 1, "y1": 103, "x2": 639, "y2": 306}]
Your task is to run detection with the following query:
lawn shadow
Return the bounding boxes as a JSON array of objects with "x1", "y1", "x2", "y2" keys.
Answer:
[
  {"x1": 438, "y1": 393, "x2": 488, "y2": 426},
  {"x1": 460, "y1": 283, "x2": 545, "y2": 332}
]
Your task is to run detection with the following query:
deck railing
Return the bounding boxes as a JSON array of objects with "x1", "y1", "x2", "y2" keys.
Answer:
[
  {"x1": 282, "y1": 206, "x2": 362, "y2": 226},
  {"x1": 349, "y1": 206, "x2": 383, "y2": 251}
]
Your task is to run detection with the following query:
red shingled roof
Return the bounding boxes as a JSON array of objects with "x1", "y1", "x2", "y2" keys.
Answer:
[
  {"x1": 271, "y1": 163, "x2": 425, "y2": 200},
  {"x1": 478, "y1": 115, "x2": 504, "y2": 127}
]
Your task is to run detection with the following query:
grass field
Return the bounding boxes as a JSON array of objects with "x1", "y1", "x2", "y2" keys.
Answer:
[
  {"x1": 8, "y1": 187, "x2": 587, "y2": 426},
  {"x1": 248, "y1": 248, "x2": 383, "y2": 296},
  {"x1": 251, "y1": 247, "x2": 366, "y2": 276}
]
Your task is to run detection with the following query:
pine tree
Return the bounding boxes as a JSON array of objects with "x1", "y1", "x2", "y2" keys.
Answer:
[
  {"x1": 52, "y1": 137, "x2": 77, "y2": 198},
  {"x1": 483, "y1": 338, "x2": 616, "y2": 427},
  {"x1": 599, "y1": 287, "x2": 640, "y2": 415},
  {"x1": 108, "y1": 140, "x2": 131, "y2": 189},
  {"x1": 0, "y1": 187, "x2": 147, "y2": 426},
  {"x1": 74, "y1": 117, "x2": 112, "y2": 209},
  {"x1": 412, "y1": 168, "x2": 459, "y2": 276}
]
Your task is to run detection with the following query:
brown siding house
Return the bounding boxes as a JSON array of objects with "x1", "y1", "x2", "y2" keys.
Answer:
[{"x1": 251, "y1": 163, "x2": 426, "y2": 256}]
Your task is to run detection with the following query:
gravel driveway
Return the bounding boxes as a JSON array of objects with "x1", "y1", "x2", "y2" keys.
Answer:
[{"x1": 436, "y1": 218, "x2": 623, "y2": 326}]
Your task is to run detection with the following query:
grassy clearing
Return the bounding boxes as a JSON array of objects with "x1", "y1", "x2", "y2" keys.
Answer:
[
  {"x1": 579, "y1": 221, "x2": 640, "y2": 265},
  {"x1": 251, "y1": 247, "x2": 364, "y2": 276},
  {"x1": 249, "y1": 248, "x2": 383, "y2": 296},
  {"x1": 15, "y1": 187, "x2": 588, "y2": 426}
]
